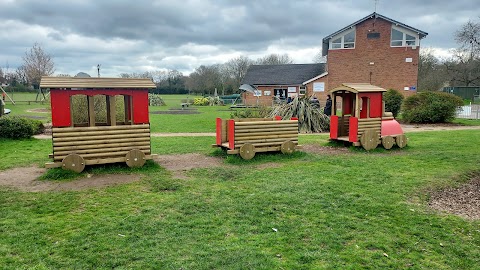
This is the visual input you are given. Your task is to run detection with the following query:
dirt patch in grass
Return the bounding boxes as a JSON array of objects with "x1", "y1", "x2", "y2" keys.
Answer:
[
  {"x1": 26, "y1": 108, "x2": 49, "y2": 113},
  {"x1": 302, "y1": 144, "x2": 351, "y2": 155},
  {"x1": 428, "y1": 176, "x2": 480, "y2": 220},
  {"x1": 154, "y1": 153, "x2": 226, "y2": 179},
  {"x1": 0, "y1": 166, "x2": 141, "y2": 192}
]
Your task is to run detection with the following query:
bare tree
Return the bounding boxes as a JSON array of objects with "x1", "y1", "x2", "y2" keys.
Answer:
[
  {"x1": 455, "y1": 19, "x2": 480, "y2": 57},
  {"x1": 312, "y1": 51, "x2": 327, "y2": 63},
  {"x1": 418, "y1": 48, "x2": 447, "y2": 91},
  {"x1": 223, "y1": 56, "x2": 253, "y2": 87},
  {"x1": 22, "y1": 43, "x2": 55, "y2": 88},
  {"x1": 256, "y1": 53, "x2": 294, "y2": 65},
  {"x1": 445, "y1": 19, "x2": 480, "y2": 86}
]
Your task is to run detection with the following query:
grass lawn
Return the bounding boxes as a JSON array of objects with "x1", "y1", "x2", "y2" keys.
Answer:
[{"x1": 1, "y1": 130, "x2": 480, "y2": 269}]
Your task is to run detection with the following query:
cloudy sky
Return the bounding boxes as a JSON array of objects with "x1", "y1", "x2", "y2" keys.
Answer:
[{"x1": 0, "y1": 0, "x2": 478, "y2": 77}]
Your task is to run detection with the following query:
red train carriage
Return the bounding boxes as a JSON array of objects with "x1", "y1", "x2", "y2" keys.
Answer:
[
  {"x1": 41, "y1": 76, "x2": 156, "y2": 172},
  {"x1": 328, "y1": 83, "x2": 407, "y2": 150}
]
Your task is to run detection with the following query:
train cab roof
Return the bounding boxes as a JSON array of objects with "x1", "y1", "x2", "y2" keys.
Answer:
[{"x1": 329, "y1": 83, "x2": 387, "y2": 94}]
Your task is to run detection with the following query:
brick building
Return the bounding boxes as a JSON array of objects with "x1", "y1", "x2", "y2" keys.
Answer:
[{"x1": 242, "y1": 12, "x2": 428, "y2": 105}]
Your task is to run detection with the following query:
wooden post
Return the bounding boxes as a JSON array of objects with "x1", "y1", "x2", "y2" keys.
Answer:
[
  {"x1": 70, "y1": 96, "x2": 74, "y2": 127},
  {"x1": 106, "y1": 95, "x2": 116, "y2": 126},
  {"x1": 355, "y1": 93, "x2": 360, "y2": 117},
  {"x1": 0, "y1": 85, "x2": 15, "y2": 105},
  {"x1": 228, "y1": 119, "x2": 235, "y2": 150},
  {"x1": 88, "y1": 95, "x2": 95, "y2": 127}
]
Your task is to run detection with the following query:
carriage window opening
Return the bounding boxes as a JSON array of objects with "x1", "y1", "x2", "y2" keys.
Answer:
[{"x1": 71, "y1": 94, "x2": 88, "y2": 127}]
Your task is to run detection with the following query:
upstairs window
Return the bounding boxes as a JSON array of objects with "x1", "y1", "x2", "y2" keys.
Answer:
[
  {"x1": 330, "y1": 28, "x2": 356, "y2": 50},
  {"x1": 391, "y1": 26, "x2": 419, "y2": 47}
]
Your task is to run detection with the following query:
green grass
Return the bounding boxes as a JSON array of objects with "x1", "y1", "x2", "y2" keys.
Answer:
[
  {"x1": 1, "y1": 130, "x2": 480, "y2": 269},
  {"x1": 452, "y1": 118, "x2": 480, "y2": 126}
]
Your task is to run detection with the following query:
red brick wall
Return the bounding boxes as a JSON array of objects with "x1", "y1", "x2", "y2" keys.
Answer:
[{"x1": 326, "y1": 17, "x2": 419, "y2": 98}]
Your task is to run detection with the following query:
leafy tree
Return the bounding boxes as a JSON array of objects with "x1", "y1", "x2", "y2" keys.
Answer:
[
  {"x1": 383, "y1": 89, "x2": 404, "y2": 117},
  {"x1": 22, "y1": 43, "x2": 55, "y2": 89}
]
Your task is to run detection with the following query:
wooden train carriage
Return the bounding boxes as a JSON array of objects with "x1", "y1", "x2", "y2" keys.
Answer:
[
  {"x1": 329, "y1": 83, "x2": 407, "y2": 150},
  {"x1": 41, "y1": 76, "x2": 156, "y2": 172},
  {"x1": 214, "y1": 117, "x2": 301, "y2": 160}
]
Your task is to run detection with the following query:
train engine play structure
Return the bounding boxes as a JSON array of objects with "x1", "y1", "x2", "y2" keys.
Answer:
[
  {"x1": 328, "y1": 83, "x2": 407, "y2": 150},
  {"x1": 213, "y1": 117, "x2": 301, "y2": 160},
  {"x1": 41, "y1": 76, "x2": 156, "y2": 172}
]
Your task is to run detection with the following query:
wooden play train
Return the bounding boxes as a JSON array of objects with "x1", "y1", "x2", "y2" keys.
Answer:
[
  {"x1": 329, "y1": 83, "x2": 407, "y2": 150},
  {"x1": 213, "y1": 117, "x2": 302, "y2": 159},
  {"x1": 41, "y1": 77, "x2": 156, "y2": 173}
]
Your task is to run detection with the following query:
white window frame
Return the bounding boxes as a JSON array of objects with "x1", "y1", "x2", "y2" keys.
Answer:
[
  {"x1": 390, "y1": 25, "x2": 419, "y2": 47},
  {"x1": 329, "y1": 27, "x2": 356, "y2": 50}
]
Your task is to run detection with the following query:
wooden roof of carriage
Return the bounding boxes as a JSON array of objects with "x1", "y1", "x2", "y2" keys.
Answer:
[
  {"x1": 329, "y1": 83, "x2": 387, "y2": 94},
  {"x1": 40, "y1": 76, "x2": 156, "y2": 89}
]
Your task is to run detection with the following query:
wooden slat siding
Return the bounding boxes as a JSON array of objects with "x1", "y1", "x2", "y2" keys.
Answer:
[
  {"x1": 357, "y1": 118, "x2": 382, "y2": 141},
  {"x1": 227, "y1": 145, "x2": 302, "y2": 155},
  {"x1": 228, "y1": 120, "x2": 235, "y2": 150},
  {"x1": 54, "y1": 147, "x2": 151, "y2": 161},
  {"x1": 54, "y1": 141, "x2": 150, "y2": 152},
  {"x1": 233, "y1": 119, "x2": 299, "y2": 149},
  {"x1": 53, "y1": 137, "x2": 150, "y2": 147},
  {"x1": 40, "y1": 77, "x2": 156, "y2": 89},
  {"x1": 54, "y1": 144, "x2": 151, "y2": 156},
  {"x1": 53, "y1": 132, "x2": 150, "y2": 143},
  {"x1": 235, "y1": 120, "x2": 297, "y2": 126},
  {"x1": 53, "y1": 124, "x2": 149, "y2": 133},
  {"x1": 51, "y1": 125, "x2": 152, "y2": 162},
  {"x1": 234, "y1": 118, "x2": 275, "y2": 122},
  {"x1": 53, "y1": 128, "x2": 150, "y2": 138},
  {"x1": 235, "y1": 124, "x2": 298, "y2": 130},
  {"x1": 45, "y1": 155, "x2": 155, "y2": 168}
]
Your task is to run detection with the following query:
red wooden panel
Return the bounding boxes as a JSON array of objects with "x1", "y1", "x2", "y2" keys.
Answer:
[
  {"x1": 359, "y1": 92, "x2": 383, "y2": 118},
  {"x1": 349, "y1": 117, "x2": 359, "y2": 142},
  {"x1": 343, "y1": 93, "x2": 353, "y2": 115},
  {"x1": 330, "y1": 115, "x2": 339, "y2": 139},
  {"x1": 216, "y1": 118, "x2": 222, "y2": 145},
  {"x1": 291, "y1": 117, "x2": 298, "y2": 120},
  {"x1": 132, "y1": 90, "x2": 149, "y2": 124},
  {"x1": 228, "y1": 119, "x2": 235, "y2": 150},
  {"x1": 275, "y1": 116, "x2": 282, "y2": 120},
  {"x1": 50, "y1": 89, "x2": 72, "y2": 127},
  {"x1": 381, "y1": 119, "x2": 404, "y2": 136}
]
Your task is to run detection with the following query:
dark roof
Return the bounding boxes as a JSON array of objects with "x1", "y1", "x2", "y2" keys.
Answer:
[
  {"x1": 242, "y1": 64, "x2": 326, "y2": 85},
  {"x1": 323, "y1": 12, "x2": 428, "y2": 43}
]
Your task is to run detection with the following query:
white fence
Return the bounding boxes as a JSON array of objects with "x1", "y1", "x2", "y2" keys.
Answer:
[{"x1": 456, "y1": 104, "x2": 480, "y2": 119}]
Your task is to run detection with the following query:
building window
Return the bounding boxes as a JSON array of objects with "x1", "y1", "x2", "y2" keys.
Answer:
[
  {"x1": 391, "y1": 26, "x2": 419, "y2": 47},
  {"x1": 330, "y1": 28, "x2": 356, "y2": 50}
]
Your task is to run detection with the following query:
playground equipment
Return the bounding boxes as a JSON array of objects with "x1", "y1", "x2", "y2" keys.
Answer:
[
  {"x1": 41, "y1": 76, "x2": 156, "y2": 172},
  {"x1": 328, "y1": 83, "x2": 407, "y2": 150},
  {"x1": 213, "y1": 117, "x2": 301, "y2": 159}
]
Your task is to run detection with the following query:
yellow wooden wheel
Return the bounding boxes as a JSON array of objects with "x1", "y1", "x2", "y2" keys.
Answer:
[
  {"x1": 125, "y1": 149, "x2": 146, "y2": 168},
  {"x1": 360, "y1": 129, "x2": 379, "y2": 151},
  {"x1": 239, "y1": 143, "x2": 255, "y2": 160},
  {"x1": 281, "y1": 140, "x2": 295, "y2": 154},
  {"x1": 62, "y1": 154, "x2": 85, "y2": 173},
  {"x1": 396, "y1": 134, "x2": 408, "y2": 148},
  {"x1": 382, "y1": 136, "x2": 395, "y2": 150}
]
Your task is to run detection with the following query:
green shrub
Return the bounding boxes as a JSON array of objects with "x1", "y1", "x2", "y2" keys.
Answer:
[
  {"x1": 230, "y1": 106, "x2": 272, "y2": 119},
  {"x1": 148, "y1": 94, "x2": 166, "y2": 106},
  {"x1": 0, "y1": 116, "x2": 36, "y2": 138},
  {"x1": 402, "y1": 92, "x2": 463, "y2": 123},
  {"x1": 383, "y1": 89, "x2": 404, "y2": 117},
  {"x1": 269, "y1": 96, "x2": 330, "y2": 133}
]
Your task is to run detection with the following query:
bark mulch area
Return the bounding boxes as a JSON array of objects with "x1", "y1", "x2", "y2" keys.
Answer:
[{"x1": 428, "y1": 175, "x2": 480, "y2": 220}]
